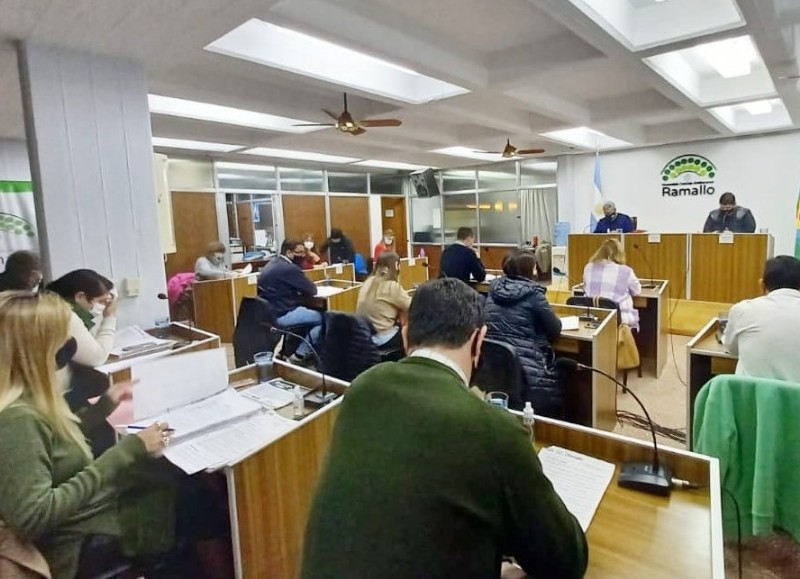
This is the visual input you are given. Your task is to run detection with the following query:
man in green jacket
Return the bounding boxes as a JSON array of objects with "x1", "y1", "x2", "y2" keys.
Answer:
[{"x1": 302, "y1": 278, "x2": 588, "y2": 579}]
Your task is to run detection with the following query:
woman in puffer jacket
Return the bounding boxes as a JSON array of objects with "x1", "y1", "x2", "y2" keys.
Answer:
[{"x1": 485, "y1": 249, "x2": 564, "y2": 417}]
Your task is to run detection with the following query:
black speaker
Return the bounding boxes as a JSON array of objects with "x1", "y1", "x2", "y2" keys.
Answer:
[{"x1": 410, "y1": 168, "x2": 440, "y2": 197}]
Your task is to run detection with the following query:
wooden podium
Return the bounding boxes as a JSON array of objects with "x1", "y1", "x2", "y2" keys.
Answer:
[
  {"x1": 193, "y1": 274, "x2": 258, "y2": 342},
  {"x1": 690, "y1": 233, "x2": 773, "y2": 303},
  {"x1": 567, "y1": 234, "x2": 620, "y2": 284},
  {"x1": 624, "y1": 233, "x2": 688, "y2": 299},
  {"x1": 304, "y1": 263, "x2": 355, "y2": 283}
]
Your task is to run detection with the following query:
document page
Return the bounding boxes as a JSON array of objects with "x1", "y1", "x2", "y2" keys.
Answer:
[
  {"x1": 162, "y1": 412, "x2": 296, "y2": 474},
  {"x1": 132, "y1": 348, "x2": 229, "y2": 420},
  {"x1": 559, "y1": 316, "x2": 580, "y2": 331},
  {"x1": 241, "y1": 381, "x2": 296, "y2": 409},
  {"x1": 110, "y1": 326, "x2": 174, "y2": 358},
  {"x1": 538, "y1": 446, "x2": 615, "y2": 531},
  {"x1": 315, "y1": 285, "x2": 344, "y2": 298}
]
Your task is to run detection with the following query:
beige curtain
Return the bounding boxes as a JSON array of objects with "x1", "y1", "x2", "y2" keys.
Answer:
[{"x1": 521, "y1": 187, "x2": 557, "y2": 243}]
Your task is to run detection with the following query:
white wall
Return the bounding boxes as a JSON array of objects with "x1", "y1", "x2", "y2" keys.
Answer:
[
  {"x1": 558, "y1": 131, "x2": 800, "y2": 255},
  {"x1": 0, "y1": 139, "x2": 31, "y2": 180},
  {"x1": 19, "y1": 43, "x2": 168, "y2": 328}
]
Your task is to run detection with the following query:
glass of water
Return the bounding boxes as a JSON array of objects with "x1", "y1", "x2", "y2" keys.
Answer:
[
  {"x1": 254, "y1": 351, "x2": 274, "y2": 383},
  {"x1": 486, "y1": 391, "x2": 509, "y2": 409}
]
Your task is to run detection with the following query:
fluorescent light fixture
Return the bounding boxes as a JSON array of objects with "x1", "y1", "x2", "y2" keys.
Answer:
[
  {"x1": 148, "y1": 95, "x2": 323, "y2": 134},
  {"x1": 242, "y1": 147, "x2": 360, "y2": 164},
  {"x1": 539, "y1": 127, "x2": 631, "y2": 150},
  {"x1": 354, "y1": 160, "x2": 427, "y2": 171},
  {"x1": 215, "y1": 161, "x2": 275, "y2": 172},
  {"x1": 151, "y1": 137, "x2": 242, "y2": 153},
  {"x1": 205, "y1": 19, "x2": 469, "y2": 105},
  {"x1": 695, "y1": 36, "x2": 756, "y2": 78},
  {"x1": 708, "y1": 98, "x2": 791, "y2": 133},
  {"x1": 523, "y1": 161, "x2": 558, "y2": 173},
  {"x1": 431, "y1": 147, "x2": 504, "y2": 162}
]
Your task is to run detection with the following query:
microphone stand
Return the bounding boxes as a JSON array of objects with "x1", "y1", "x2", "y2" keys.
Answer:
[
  {"x1": 561, "y1": 359, "x2": 672, "y2": 496},
  {"x1": 266, "y1": 325, "x2": 335, "y2": 406}
]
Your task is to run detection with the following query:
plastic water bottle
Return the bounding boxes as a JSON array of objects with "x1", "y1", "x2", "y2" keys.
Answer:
[
  {"x1": 523, "y1": 401, "x2": 535, "y2": 444},
  {"x1": 293, "y1": 386, "x2": 305, "y2": 419},
  {"x1": 418, "y1": 247, "x2": 426, "y2": 259}
]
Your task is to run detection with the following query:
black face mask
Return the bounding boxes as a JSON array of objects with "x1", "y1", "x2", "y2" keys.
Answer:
[
  {"x1": 292, "y1": 255, "x2": 305, "y2": 265},
  {"x1": 55, "y1": 337, "x2": 78, "y2": 370}
]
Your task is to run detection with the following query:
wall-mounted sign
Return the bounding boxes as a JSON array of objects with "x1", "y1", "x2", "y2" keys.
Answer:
[{"x1": 661, "y1": 154, "x2": 716, "y2": 197}]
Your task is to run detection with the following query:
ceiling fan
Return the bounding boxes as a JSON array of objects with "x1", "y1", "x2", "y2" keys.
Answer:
[
  {"x1": 293, "y1": 93, "x2": 402, "y2": 136},
  {"x1": 479, "y1": 139, "x2": 545, "y2": 158}
]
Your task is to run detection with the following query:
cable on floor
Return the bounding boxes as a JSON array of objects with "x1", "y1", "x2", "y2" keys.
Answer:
[{"x1": 615, "y1": 410, "x2": 687, "y2": 444}]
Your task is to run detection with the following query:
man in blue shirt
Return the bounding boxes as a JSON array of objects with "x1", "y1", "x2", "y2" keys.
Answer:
[
  {"x1": 593, "y1": 202, "x2": 635, "y2": 233},
  {"x1": 258, "y1": 239, "x2": 321, "y2": 365},
  {"x1": 439, "y1": 227, "x2": 486, "y2": 284}
]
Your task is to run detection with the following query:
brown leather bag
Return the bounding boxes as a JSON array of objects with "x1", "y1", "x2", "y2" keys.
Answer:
[{"x1": 617, "y1": 323, "x2": 640, "y2": 370}]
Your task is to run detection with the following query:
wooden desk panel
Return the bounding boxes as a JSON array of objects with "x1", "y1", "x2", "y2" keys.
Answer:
[
  {"x1": 308, "y1": 281, "x2": 361, "y2": 313},
  {"x1": 479, "y1": 245, "x2": 513, "y2": 270},
  {"x1": 690, "y1": 233, "x2": 771, "y2": 303},
  {"x1": 193, "y1": 275, "x2": 258, "y2": 343},
  {"x1": 411, "y1": 244, "x2": 441, "y2": 278},
  {"x1": 624, "y1": 234, "x2": 687, "y2": 299},
  {"x1": 398, "y1": 257, "x2": 429, "y2": 290},
  {"x1": 304, "y1": 263, "x2": 355, "y2": 283},
  {"x1": 567, "y1": 234, "x2": 620, "y2": 282}
]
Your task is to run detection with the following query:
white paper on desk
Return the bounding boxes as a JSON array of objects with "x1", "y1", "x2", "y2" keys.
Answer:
[
  {"x1": 719, "y1": 231, "x2": 734, "y2": 244},
  {"x1": 132, "y1": 348, "x2": 228, "y2": 420},
  {"x1": 315, "y1": 285, "x2": 344, "y2": 298},
  {"x1": 110, "y1": 326, "x2": 173, "y2": 357},
  {"x1": 559, "y1": 316, "x2": 580, "y2": 331},
  {"x1": 408, "y1": 257, "x2": 416, "y2": 267},
  {"x1": 241, "y1": 382, "x2": 295, "y2": 409},
  {"x1": 484, "y1": 273, "x2": 498, "y2": 282},
  {"x1": 240, "y1": 263, "x2": 253, "y2": 275},
  {"x1": 335, "y1": 264, "x2": 343, "y2": 275},
  {"x1": 538, "y1": 446, "x2": 615, "y2": 531},
  {"x1": 647, "y1": 233, "x2": 661, "y2": 244},
  {"x1": 163, "y1": 412, "x2": 295, "y2": 474}
]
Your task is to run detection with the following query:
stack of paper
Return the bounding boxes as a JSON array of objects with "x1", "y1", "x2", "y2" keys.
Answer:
[
  {"x1": 110, "y1": 326, "x2": 175, "y2": 359},
  {"x1": 559, "y1": 316, "x2": 580, "y2": 331},
  {"x1": 241, "y1": 381, "x2": 296, "y2": 410},
  {"x1": 315, "y1": 285, "x2": 344, "y2": 298},
  {"x1": 538, "y1": 446, "x2": 615, "y2": 531}
]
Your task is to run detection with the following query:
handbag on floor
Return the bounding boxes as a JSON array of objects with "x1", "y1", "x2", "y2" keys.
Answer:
[{"x1": 618, "y1": 323, "x2": 640, "y2": 370}]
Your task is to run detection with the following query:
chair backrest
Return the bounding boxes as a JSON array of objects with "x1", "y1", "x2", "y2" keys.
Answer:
[
  {"x1": 566, "y1": 296, "x2": 620, "y2": 321},
  {"x1": 232, "y1": 297, "x2": 279, "y2": 368},
  {"x1": 320, "y1": 311, "x2": 381, "y2": 381},
  {"x1": 470, "y1": 338, "x2": 527, "y2": 410}
]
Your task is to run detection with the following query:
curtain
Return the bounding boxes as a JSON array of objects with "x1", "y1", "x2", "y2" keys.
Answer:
[{"x1": 521, "y1": 187, "x2": 557, "y2": 243}]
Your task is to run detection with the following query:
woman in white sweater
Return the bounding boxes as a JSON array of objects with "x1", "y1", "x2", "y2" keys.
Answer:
[{"x1": 46, "y1": 269, "x2": 118, "y2": 367}]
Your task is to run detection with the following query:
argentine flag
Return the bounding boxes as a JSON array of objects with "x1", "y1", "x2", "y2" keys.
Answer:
[
  {"x1": 795, "y1": 189, "x2": 800, "y2": 258},
  {"x1": 590, "y1": 152, "x2": 605, "y2": 232}
]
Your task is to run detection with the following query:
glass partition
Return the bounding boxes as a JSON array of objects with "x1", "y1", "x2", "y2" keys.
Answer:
[
  {"x1": 520, "y1": 160, "x2": 557, "y2": 187},
  {"x1": 216, "y1": 164, "x2": 277, "y2": 190},
  {"x1": 279, "y1": 167, "x2": 324, "y2": 192},
  {"x1": 225, "y1": 193, "x2": 278, "y2": 252},
  {"x1": 478, "y1": 162, "x2": 517, "y2": 189},
  {"x1": 410, "y1": 195, "x2": 442, "y2": 243},
  {"x1": 441, "y1": 169, "x2": 476, "y2": 192},
  {"x1": 328, "y1": 171, "x2": 368, "y2": 193},
  {"x1": 477, "y1": 190, "x2": 520, "y2": 244},
  {"x1": 443, "y1": 193, "x2": 477, "y2": 245},
  {"x1": 370, "y1": 172, "x2": 405, "y2": 195}
]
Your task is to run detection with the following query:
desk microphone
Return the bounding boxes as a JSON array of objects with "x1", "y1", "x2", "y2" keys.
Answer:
[
  {"x1": 554, "y1": 357, "x2": 672, "y2": 496},
  {"x1": 631, "y1": 244, "x2": 658, "y2": 290},
  {"x1": 265, "y1": 324, "x2": 334, "y2": 406}
]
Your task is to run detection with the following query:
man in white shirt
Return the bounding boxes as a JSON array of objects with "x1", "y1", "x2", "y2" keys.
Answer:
[{"x1": 724, "y1": 255, "x2": 800, "y2": 382}]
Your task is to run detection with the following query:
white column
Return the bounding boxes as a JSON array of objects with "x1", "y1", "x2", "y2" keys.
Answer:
[{"x1": 18, "y1": 42, "x2": 167, "y2": 327}]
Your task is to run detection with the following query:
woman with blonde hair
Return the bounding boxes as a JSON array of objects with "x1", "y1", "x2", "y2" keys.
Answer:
[
  {"x1": 0, "y1": 291, "x2": 172, "y2": 578},
  {"x1": 582, "y1": 239, "x2": 642, "y2": 329},
  {"x1": 356, "y1": 251, "x2": 410, "y2": 350}
]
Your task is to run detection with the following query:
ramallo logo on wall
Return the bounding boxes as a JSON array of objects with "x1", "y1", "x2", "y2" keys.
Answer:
[{"x1": 661, "y1": 154, "x2": 716, "y2": 197}]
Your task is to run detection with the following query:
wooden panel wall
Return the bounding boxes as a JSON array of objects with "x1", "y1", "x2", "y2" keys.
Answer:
[
  {"x1": 165, "y1": 191, "x2": 219, "y2": 279},
  {"x1": 480, "y1": 246, "x2": 513, "y2": 270},
  {"x1": 690, "y1": 233, "x2": 768, "y2": 303},
  {"x1": 236, "y1": 202, "x2": 255, "y2": 248},
  {"x1": 330, "y1": 196, "x2": 371, "y2": 260},
  {"x1": 282, "y1": 195, "x2": 327, "y2": 250},
  {"x1": 624, "y1": 233, "x2": 688, "y2": 299},
  {"x1": 412, "y1": 244, "x2": 442, "y2": 279},
  {"x1": 380, "y1": 197, "x2": 408, "y2": 258}
]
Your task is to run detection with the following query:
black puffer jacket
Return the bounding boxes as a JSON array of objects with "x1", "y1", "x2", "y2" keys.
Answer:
[
  {"x1": 321, "y1": 311, "x2": 381, "y2": 382},
  {"x1": 485, "y1": 277, "x2": 564, "y2": 416}
]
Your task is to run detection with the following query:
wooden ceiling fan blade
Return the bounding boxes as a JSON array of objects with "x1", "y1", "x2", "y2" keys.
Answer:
[
  {"x1": 350, "y1": 127, "x2": 367, "y2": 136},
  {"x1": 358, "y1": 119, "x2": 402, "y2": 127},
  {"x1": 322, "y1": 108, "x2": 340, "y2": 120},
  {"x1": 516, "y1": 148, "x2": 546, "y2": 155}
]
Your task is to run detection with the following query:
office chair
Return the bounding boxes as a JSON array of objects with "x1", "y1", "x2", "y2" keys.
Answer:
[
  {"x1": 565, "y1": 295, "x2": 642, "y2": 390},
  {"x1": 232, "y1": 297, "x2": 313, "y2": 367},
  {"x1": 320, "y1": 312, "x2": 381, "y2": 382},
  {"x1": 470, "y1": 338, "x2": 527, "y2": 410}
]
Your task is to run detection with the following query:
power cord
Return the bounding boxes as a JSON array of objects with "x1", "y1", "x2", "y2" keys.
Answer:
[
  {"x1": 615, "y1": 410, "x2": 687, "y2": 444},
  {"x1": 666, "y1": 261, "x2": 692, "y2": 387}
]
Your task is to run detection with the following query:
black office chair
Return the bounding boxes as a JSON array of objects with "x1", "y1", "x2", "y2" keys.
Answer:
[
  {"x1": 232, "y1": 297, "x2": 313, "y2": 367},
  {"x1": 319, "y1": 311, "x2": 381, "y2": 382},
  {"x1": 470, "y1": 338, "x2": 527, "y2": 410}
]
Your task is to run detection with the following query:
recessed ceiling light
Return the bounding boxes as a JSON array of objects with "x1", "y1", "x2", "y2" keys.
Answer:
[
  {"x1": 539, "y1": 127, "x2": 631, "y2": 150},
  {"x1": 151, "y1": 137, "x2": 242, "y2": 153},
  {"x1": 708, "y1": 98, "x2": 791, "y2": 133},
  {"x1": 740, "y1": 99, "x2": 773, "y2": 115},
  {"x1": 205, "y1": 19, "x2": 469, "y2": 104},
  {"x1": 353, "y1": 160, "x2": 427, "y2": 170},
  {"x1": 695, "y1": 36, "x2": 756, "y2": 79},
  {"x1": 430, "y1": 147, "x2": 504, "y2": 162},
  {"x1": 148, "y1": 95, "x2": 324, "y2": 134},
  {"x1": 242, "y1": 147, "x2": 360, "y2": 164}
]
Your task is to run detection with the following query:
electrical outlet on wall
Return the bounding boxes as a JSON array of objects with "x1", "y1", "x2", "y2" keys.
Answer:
[{"x1": 124, "y1": 277, "x2": 140, "y2": 297}]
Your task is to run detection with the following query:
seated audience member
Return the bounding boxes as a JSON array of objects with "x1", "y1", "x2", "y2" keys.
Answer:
[
  {"x1": 320, "y1": 228, "x2": 356, "y2": 264},
  {"x1": 0, "y1": 250, "x2": 43, "y2": 292},
  {"x1": 300, "y1": 232, "x2": 326, "y2": 270},
  {"x1": 485, "y1": 249, "x2": 563, "y2": 417},
  {"x1": 46, "y1": 269, "x2": 117, "y2": 367},
  {"x1": 195, "y1": 241, "x2": 235, "y2": 280},
  {"x1": 302, "y1": 278, "x2": 587, "y2": 579},
  {"x1": 356, "y1": 252, "x2": 410, "y2": 351},
  {"x1": 373, "y1": 229, "x2": 396, "y2": 262},
  {"x1": 724, "y1": 255, "x2": 800, "y2": 382},
  {"x1": 583, "y1": 239, "x2": 642, "y2": 330},
  {"x1": 439, "y1": 226, "x2": 486, "y2": 284},
  {"x1": 703, "y1": 192, "x2": 756, "y2": 233},
  {"x1": 0, "y1": 291, "x2": 175, "y2": 579},
  {"x1": 258, "y1": 239, "x2": 322, "y2": 365},
  {"x1": 593, "y1": 201, "x2": 634, "y2": 233}
]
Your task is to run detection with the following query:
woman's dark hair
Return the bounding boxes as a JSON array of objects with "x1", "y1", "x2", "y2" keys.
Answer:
[
  {"x1": 502, "y1": 249, "x2": 537, "y2": 280},
  {"x1": 46, "y1": 269, "x2": 113, "y2": 301}
]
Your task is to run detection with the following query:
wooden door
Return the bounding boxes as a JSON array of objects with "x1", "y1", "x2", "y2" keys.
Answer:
[
  {"x1": 236, "y1": 202, "x2": 255, "y2": 248},
  {"x1": 380, "y1": 197, "x2": 408, "y2": 258},
  {"x1": 165, "y1": 191, "x2": 219, "y2": 279},
  {"x1": 282, "y1": 195, "x2": 327, "y2": 250},
  {"x1": 330, "y1": 196, "x2": 371, "y2": 261}
]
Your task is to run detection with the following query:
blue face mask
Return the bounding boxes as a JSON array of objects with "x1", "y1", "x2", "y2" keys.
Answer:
[{"x1": 55, "y1": 337, "x2": 77, "y2": 370}]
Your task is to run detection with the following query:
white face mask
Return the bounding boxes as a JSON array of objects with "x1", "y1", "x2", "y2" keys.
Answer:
[
  {"x1": 304, "y1": 241, "x2": 314, "y2": 250},
  {"x1": 211, "y1": 252, "x2": 225, "y2": 264},
  {"x1": 90, "y1": 302, "x2": 106, "y2": 317},
  {"x1": 384, "y1": 237, "x2": 394, "y2": 245}
]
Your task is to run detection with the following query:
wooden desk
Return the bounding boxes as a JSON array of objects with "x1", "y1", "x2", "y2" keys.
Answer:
[
  {"x1": 689, "y1": 233, "x2": 773, "y2": 303},
  {"x1": 97, "y1": 323, "x2": 220, "y2": 384},
  {"x1": 471, "y1": 269, "x2": 502, "y2": 295},
  {"x1": 624, "y1": 233, "x2": 688, "y2": 299},
  {"x1": 307, "y1": 279, "x2": 361, "y2": 313},
  {"x1": 398, "y1": 257, "x2": 429, "y2": 290},
  {"x1": 686, "y1": 318, "x2": 737, "y2": 448},
  {"x1": 227, "y1": 362, "x2": 723, "y2": 578},
  {"x1": 193, "y1": 274, "x2": 258, "y2": 342},
  {"x1": 551, "y1": 304, "x2": 617, "y2": 431},
  {"x1": 304, "y1": 263, "x2": 355, "y2": 283},
  {"x1": 567, "y1": 233, "x2": 620, "y2": 280}
]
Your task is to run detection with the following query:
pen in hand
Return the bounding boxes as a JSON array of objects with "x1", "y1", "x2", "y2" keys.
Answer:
[{"x1": 127, "y1": 425, "x2": 176, "y2": 433}]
